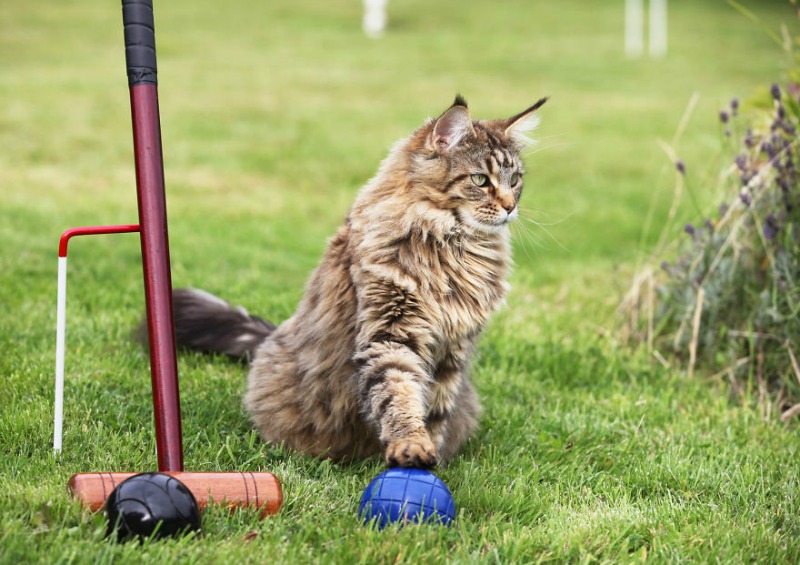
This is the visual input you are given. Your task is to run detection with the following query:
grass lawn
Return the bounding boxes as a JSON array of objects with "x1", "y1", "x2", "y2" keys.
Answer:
[{"x1": 1, "y1": 0, "x2": 799, "y2": 562}]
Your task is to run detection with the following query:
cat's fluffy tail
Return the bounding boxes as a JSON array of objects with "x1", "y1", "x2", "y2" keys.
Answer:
[{"x1": 167, "y1": 288, "x2": 275, "y2": 362}]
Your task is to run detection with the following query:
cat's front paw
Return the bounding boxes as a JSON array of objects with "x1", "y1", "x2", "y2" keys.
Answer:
[{"x1": 385, "y1": 436, "x2": 438, "y2": 469}]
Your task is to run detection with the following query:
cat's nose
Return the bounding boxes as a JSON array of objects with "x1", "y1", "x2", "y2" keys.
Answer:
[
  {"x1": 497, "y1": 190, "x2": 516, "y2": 213},
  {"x1": 499, "y1": 198, "x2": 516, "y2": 213}
]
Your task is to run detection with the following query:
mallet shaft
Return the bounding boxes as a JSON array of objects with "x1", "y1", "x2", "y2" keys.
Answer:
[{"x1": 123, "y1": 0, "x2": 183, "y2": 473}]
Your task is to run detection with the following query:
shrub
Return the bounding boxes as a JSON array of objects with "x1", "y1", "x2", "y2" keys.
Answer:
[{"x1": 622, "y1": 3, "x2": 800, "y2": 420}]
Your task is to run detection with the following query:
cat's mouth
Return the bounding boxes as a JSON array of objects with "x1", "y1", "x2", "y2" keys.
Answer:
[{"x1": 467, "y1": 207, "x2": 518, "y2": 232}]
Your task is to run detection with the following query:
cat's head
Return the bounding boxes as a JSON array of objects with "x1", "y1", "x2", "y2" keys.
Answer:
[{"x1": 411, "y1": 96, "x2": 547, "y2": 235}]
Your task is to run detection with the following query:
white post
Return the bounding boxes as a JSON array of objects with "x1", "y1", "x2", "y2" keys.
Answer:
[
  {"x1": 363, "y1": 0, "x2": 388, "y2": 38},
  {"x1": 54, "y1": 256, "x2": 67, "y2": 454},
  {"x1": 625, "y1": 0, "x2": 644, "y2": 58},
  {"x1": 649, "y1": 0, "x2": 668, "y2": 58}
]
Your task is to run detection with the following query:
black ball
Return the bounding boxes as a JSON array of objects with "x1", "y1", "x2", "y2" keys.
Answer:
[{"x1": 105, "y1": 473, "x2": 201, "y2": 541}]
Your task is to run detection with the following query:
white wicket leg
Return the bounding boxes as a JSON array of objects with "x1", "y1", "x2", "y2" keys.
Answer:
[
  {"x1": 363, "y1": 0, "x2": 388, "y2": 37},
  {"x1": 54, "y1": 256, "x2": 67, "y2": 454},
  {"x1": 649, "y1": 0, "x2": 668, "y2": 58},
  {"x1": 625, "y1": 0, "x2": 644, "y2": 58}
]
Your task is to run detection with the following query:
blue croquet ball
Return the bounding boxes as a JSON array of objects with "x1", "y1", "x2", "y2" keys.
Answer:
[
  {"x1": 105, "y1": 472, "x2": 201, "y2": 541},
  {"x1": 358, "y1": 467, "x2": 456, "y2": 528}
]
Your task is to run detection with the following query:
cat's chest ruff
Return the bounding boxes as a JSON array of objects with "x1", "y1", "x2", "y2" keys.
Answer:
[
  {"x1": 431, "y1": 238, "x2": 510, "y2": 339},
  {"x1": 352, "y1": 223, "x2": 509, "y2": 342}
]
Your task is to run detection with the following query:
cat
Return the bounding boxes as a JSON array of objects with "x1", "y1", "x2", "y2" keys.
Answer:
[{"x1": 172, "y1": 95, "x2": 547, "y2": 468}]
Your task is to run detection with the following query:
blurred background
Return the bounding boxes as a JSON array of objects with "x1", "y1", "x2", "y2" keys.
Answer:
[{"x1": 0, "y1": 0, "x2": 795, "y2": 335}]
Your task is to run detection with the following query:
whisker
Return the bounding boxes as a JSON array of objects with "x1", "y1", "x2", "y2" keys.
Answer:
[
  {"x1": 511, "y1": 208, "x2": 572, "y2": 254},
  {"x1": 521, "y1": 138, "x2": 572, "y2": 158},
  {"x1": 526, "y1": 218, "x2": 569, "y2": 253},
  {"x1": 519, "y1": 202, "x2": 575, "y2": 219},
  {"x1": 512, "y1": 224, "x2": 537, "y2": 262},
  {"x1": 518, "y1": 209, "x2": 575, "y2": 227},
  {"x1": 510, "y1": 221, "x2": 555, "y2": 261}
]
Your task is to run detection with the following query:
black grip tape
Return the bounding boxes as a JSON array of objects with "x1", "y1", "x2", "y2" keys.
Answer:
[{"x1": 122, "y1": 0, "x2": 157, "y2": 86}]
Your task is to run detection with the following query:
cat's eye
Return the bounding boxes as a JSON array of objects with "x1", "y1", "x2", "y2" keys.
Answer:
[
  {"x1": 510, "y1": 173, "x2": 521, "y2": 186},
  {"x1": 471, "y1": 173, "x2": 489, "y2": 187}
]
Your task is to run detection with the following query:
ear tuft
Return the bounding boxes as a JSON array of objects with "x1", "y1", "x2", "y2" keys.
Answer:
[
  {"x1": 432, "y1": 101, "x2": 473, "y2": 153},
  {"x1": 453, "y1": 94, "x2": 468, "y2": 108},
  {"x1": 505, "y1": 97, "x2": 548, "y2": 146}
]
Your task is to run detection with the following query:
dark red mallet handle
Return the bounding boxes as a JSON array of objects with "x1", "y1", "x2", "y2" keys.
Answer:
[{"x1": 122, "y1": 0, "x2": 183, "y2": 472}]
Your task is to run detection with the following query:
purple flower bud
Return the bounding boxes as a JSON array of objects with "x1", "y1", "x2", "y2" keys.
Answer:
[
  {"x1": 731, "y1": 98, "x2": 739, "y2": 116},
  {"x1": 739, "y1": 192, "x2": 752, "y2": 206},
  {"x1": 764, "y1": 214, "x2": 780, "y2": 241},
  {"x1": 675, "y1": 160, "x2": 686, "y2": 175},
  {"x1": 719, "y1": 110, "x2": 729, "y2": 124},
  {"x1": 719, "y1": 203, "x2": 729, "y2": 217},
  {"x1": 684, "y1": 223, "x2": 695, "y2": 236},
  {"x1": 660, "y1": 261, "x2": 670, "y2": 272},
  {"x1": 705, "y1": 219, "x2": 714, "y2": 232},
  {"x1": 744, "y1": 128, "x2": 754, "y2": 148},
  {"x1": 771, "y1": 83, "x2": 781, "y2": 101},
  {"x1": 734, "y1": 155, "x2": 747, "y2": 171}
]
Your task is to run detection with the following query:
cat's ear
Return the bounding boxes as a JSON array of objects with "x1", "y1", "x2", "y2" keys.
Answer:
[
  {"x1": 431, "y1": 96, "x2": 474, "y2": 153},
  {"x1": 504, "y1": 97, "x2": 548, "y2": 145}
]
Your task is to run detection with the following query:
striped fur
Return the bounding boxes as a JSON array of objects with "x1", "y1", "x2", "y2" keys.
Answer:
[
  {"x1": 175, "y1": 96, "x2": 547, "y2": 467},
  {"x1": 171, "y1": 289, "x2": 274, "y2": 361}
]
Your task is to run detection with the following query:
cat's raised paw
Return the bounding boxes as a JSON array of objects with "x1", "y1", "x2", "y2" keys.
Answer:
[{"x1": 385, "y1": 437, "x2": 438, "y2": 469}]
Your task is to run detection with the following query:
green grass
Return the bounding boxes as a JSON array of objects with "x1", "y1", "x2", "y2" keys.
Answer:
[{"x1": 1, "y1": 0, "x2": 799, "y2": 562}]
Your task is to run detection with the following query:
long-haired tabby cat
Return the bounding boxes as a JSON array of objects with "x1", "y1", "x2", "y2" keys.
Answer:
[{"x1": 173, "y1": 95, "x2": 547, "y2": 468}]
